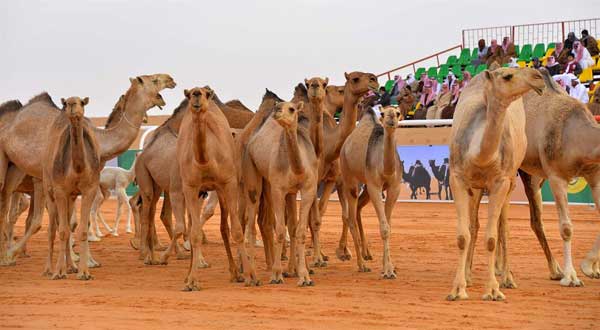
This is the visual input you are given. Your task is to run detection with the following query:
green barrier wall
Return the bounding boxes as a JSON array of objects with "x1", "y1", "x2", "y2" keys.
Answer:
[
  {"x1": 541, "y1": 177, "x2": 594, "y2": 204},
  {"x1": 117, "y1": 150, "x2": 140, "y2": 196}
]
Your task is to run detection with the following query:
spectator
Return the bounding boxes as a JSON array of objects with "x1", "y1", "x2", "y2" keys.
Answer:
[
  {"x1": 573, "y1": 41, "x2": 595, "y2": 69},
  {"x1": 486, "y1": 39, "x2": 503, "y2": 66},
  {"x1": 445, "y1": 72, "x2": 458, "y2": 91},
  {"x1": 569, "y1": 78, "x2": 589, "y2": 103},
  {"x1": 390, "y1": 75, "x2": 406, "y2": 99},
  {"x1": 501, "y1": 37, "x2": 516, "y2": 64},
  {"x1": 581, "y1": 29, "x2": 599, "y2": 56},
  {"x1": 564, "y1": 32, "x2": 579, "y2": 50},
  {"x1": 553, "y1": 75, "x2": 568, "y2": 91},
  {"x1": 462, "y1": 71, "x2": 472, "y2": 86},
  {"x1": 378, "y1": 86, "x2": 391, "y2": 107},
  {"x1": 546, "y1": 56, "x2": 561, "y2": 76},
  {"x1": 553, "y1": 42, "x2": 570, "y2": 66},
  {"x1": 419, "y1": 78, "x2": 437, "y2": 108},
  {"x1": 406, "y1": 73, "x2": 416, "y2": 85},
  {"x1": 472, "y1": 39, "x2": 489, "y2": 65},
  {"x1": 564, "y1": 53, "x2": 582, "y2": 75},
  {"x1": 531, "y1": 57, "x2": 542, "y2": 69},
  {"x1": 508, "y1": 57, "x2": 520, "y2": 68}
]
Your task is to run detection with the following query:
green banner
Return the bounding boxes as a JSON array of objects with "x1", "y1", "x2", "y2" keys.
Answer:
[{"x1": 541, "y1": 177, "x2": 594, "y2": 203}]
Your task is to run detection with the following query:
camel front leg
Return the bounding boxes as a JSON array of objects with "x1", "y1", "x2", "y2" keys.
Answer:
[
  {"x1": 336, "y1": 184, "x2": 353, "y2": 261},
  {"x1": 269, "y1": 188, "x2": 288, "y2": 284},
  {"x1": 480, "y1": 180, "x2": 511, "y2": 301},
  {"x1": 51, "y1": 192, "x2": 70, "y2": 280},
  {"x1": 465, "y1": 189, "x2": 483, "y2": 286},
  {"x1": 342, "y1": 182, "x2": 370, "y2": 273},
  {"x1": 160, "y1": 189, "x2": 192, "y2": 264},
  {"x1": 0, "y1": 166, "x2": 26, "y2": 266},
  {"x1": 216, "y1": 194, "x2": 243, "y2": 283},
  {"x1": 548, "y1": 177, "x2": 584, "y2": 287},
  {"x1": 581, "y1": 174, "x2": 600, "y2": 279},
  {"x1": 295, "y1": 188, "x2": 315, "y2": 286},
  {"x1": 76, "y1": 187, "x2": 96, "y2": 280},
  {"x1": 309, "y1": 198, "x2": 326, "y2": 267},
  {"x1": 43, "y1": 199, "x2": 58, "y2": 277},
  {"x1": 242, "y1": 179, "x2": 262, "y2": 286},
  {"x1": 384, "y1": 183, "x2": 402, "y2": 278},
  {"x1": 182, "y1": 185, "x2": 206, "y2": 291},
  {"x1": 367, "y1": 185, "x2": 395, "y2": 279},
  {"x1": 285, "y1": 193, "x2": 298, "y2": 276},
  {"x1": 8, "y1": 181, "x2": 44, "y2": 260},
  {"x1": 356, "y1": 188, "x2": 372, "y2": 261},
  {"x1": 519, "y1": 170, "x2": 562, "y2": 280},
  {"x1": 447, "y1": 175, "x2": 472, "y2": 301},
  {"x1": 497, "y1": 199, "x2": 517, "y2": 289}
]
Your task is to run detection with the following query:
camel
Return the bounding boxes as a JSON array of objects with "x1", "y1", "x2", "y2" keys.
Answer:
[
  {"x1": 313, "y1": 72, "x2": 379, "y2": 263},
  {"x1": 396, "y1": 86, "x2": 416, "y2": 119},
  {"x1": 0, "y1": 74, "x2": 175, "y2": 266},
  {"x1": 324, "y1": 85, "x2": 345, "y2": 117},
  {"x1": 224, "y1": 99, "x2": 253, "y2": 113},
  {"x1": 429, "y1": 159, "x2": 452, "y2": 200},
  {"x1": 174, "y1": 86, "x2": 255, "y2": 290},
  {"x1": 339, "y1": 106, "x2": 403, "y2": 276},
  {"x1": 588, "y1": 87, "x2": 600, "y2": 116},
  {"x1": 446, "y1": 67, "x2": 544, "y2": 301},
  {"x1": 7, "y1": 193, "x2": 31, "y2": 254},
  {"x1": 242, "y1": 100, "x2": 319, "y2": 286},
  {"x1": 491, "y1": 69, "x2": 599, "y2": 287},
  {"x1": 88, "y1": 155, "x2": 138, "y2": 241},
  {"x1": 42, "y1": 96, "x2": 100, "y2": 280},
  {"x1": 402, "y1": 161, "x2": 432, "y2": 200}
]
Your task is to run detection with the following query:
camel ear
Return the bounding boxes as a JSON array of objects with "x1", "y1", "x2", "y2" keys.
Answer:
[
  {"x1": 184, "y1": 89, "x2": 190, "y2": 99},
  {"x1": 61, "y1": 98, "x2": 66, "y2": 107},
  {"x1": 296, "y1": 101, "x2": 304, "y2": 111},
  {"x1": 324, "y1": 77, "x2": 329, "y2": 87},
  {"x1": 304, "y1": 78, "x2": 309, "y2": 88},
  {"x1": 137, "y1": 76, "x2": 144, "y2": 85},
  {"x1": 344, "y1": 72, "x2": 349, "y2": 80},
  {"x1": 82, "y1": 97, "x2": 89, "y2": 106},
  {"x1": 484, "y1": 70, "x2": 492, "y2": 81},
  {"x1": 205, "y1": 89, "x2": 214, "y2": 100}
]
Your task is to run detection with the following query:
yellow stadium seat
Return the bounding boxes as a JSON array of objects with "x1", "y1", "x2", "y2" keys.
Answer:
[
  {"x1": 579, "y1": 67, "x2": 593, "y2": 83},
  {"x1": 517, "y1": 61, "x2": 526, "y2": 68},
  {"x1": 593, "y1": 56, "x2": 600, "y2": 71},
  {"x1": 541, "y1": 48, "x2": 554, "y2": 66}
]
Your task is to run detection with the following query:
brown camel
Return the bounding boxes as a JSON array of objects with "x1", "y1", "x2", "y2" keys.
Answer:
[
  {"x1": 224, "y1": 99, "x2": 253, "y2": 113},
  {"x1": 396, "y1": 86, "x2": 416, "y2": 119},
  {"x1": 0, "y1": 74, "x2": 175, "y2": 266},
  {"x1": 242, "y1": 100, "x2": 319, "y2": 286},
  {"x1": 588, "y1": 87, "x2": 600, "y2": 116},
  {"x1": 446, "y1": 67, "x2": 544, "y2": 301},
  {"x1": 324, "y1": 85, "x2": 345, "y2": 117},
  {"x1": 43, "y1": 96, "x2": 101, "y2": 280},
  {"x1": 317, "y1": 72, "x2": 379, "y2": 263},
  {"x1": 491, "y1": 69, "x2": 595, "y2": 287},
  {"x1": 340, "y1": 106, "x2": 403, "y2": 276},
  {"x1": 175, "y1": 87, "x2": 255, "y2": 290}
]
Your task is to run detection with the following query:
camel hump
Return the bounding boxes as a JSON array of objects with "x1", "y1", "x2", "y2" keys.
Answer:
[
  {"x1": 0, "y1": 100, "x2": 23, "y2": 117},
  {"x1": 538, "y1": 67, "x2": 563, "y2": 95},
  {"x1": 26, "y1": 92, "x2": 58, "y2": 108},
  {"x1": 263, "y1": 89, "x2": 284, "y2": 102},
  {"x1": 224, "y1": 99, "x2": 252, "y2": 113}
]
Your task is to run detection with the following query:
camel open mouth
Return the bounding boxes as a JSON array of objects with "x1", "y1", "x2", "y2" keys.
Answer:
[{"x1": 155, "y1": 93, "x2": 165, "y2": 110}]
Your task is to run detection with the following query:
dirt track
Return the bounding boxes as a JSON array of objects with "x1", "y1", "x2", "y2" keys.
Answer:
[{"x1": 1, "y1": 200, "x2": 599, "y2": 329}]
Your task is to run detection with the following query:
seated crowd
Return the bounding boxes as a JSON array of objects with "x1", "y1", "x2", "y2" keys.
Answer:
[{"x1": 378, "y1": 29, "x2": 599, "y2": 119}]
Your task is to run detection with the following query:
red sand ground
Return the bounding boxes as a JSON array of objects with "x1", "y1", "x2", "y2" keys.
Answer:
[{"x1": 1, "y1": 200, "x2": 599, "y2": 329}]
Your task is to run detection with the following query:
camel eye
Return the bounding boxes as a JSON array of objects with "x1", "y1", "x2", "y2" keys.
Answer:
[
  {"x1": 352, "y1": 78, "x2": 359, "y2": 83},
  {"x1": 289, "y1": 108, "x2": 295, "y2": 113},
  {"x1": 502, "y1": 74, "x2": 513, "y2": 81},
  {"x1": 380, "y1": 113, "x2": 384, "y2": 118}
]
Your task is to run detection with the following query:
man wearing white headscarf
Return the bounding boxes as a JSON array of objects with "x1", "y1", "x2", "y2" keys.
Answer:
[{"x1": 569, "y1": 77, "x2": 589, "y2": 103}]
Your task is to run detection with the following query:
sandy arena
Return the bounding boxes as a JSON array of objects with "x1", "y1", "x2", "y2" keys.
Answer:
[{"x1": 1, "y1": 200, "x2": 599, "y2": 329}]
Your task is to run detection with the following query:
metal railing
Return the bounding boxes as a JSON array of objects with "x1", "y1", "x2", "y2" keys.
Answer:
[
  {"x1": 462, "y1": 18, "x2": 600, "y2": 50},
  {"x1": 377, "y1": 44, "x2": 463, "y2": 80}
]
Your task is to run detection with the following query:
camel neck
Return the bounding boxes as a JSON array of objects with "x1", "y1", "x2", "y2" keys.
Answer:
[
  {"x1": 69, "y1": 116, "x2": 86, "y2": 174},
  {"x1": 192, "y1": 111, "x2": 210, "y2": 165},
  {"x1": 284, "y1": 127, "x2": 304, "y2": 175},
  {"x1": 309, "y1": 98, "x2": 325, "y2": 159},
  {"x1": 333, "y1": 93, "x2": 360, "y2": 158},
  {"x1": 383, "y1": 126, "x2": 397, "y2": 176},
  {"x1": 94, "y1": 90, "x2": 146, "y2": 162},
  {"x1": 473, "y1": 93, "x2": 509, "y2": 166}
]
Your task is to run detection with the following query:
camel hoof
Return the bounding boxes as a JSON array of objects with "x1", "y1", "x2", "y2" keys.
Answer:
[
  {"x1": 197, "y1": 261, "x2": 210, "y2": 269},
  {"x1": 67, "y1": 266, "x2": 78, "y2": 274},
  {"x1": 42, "y1": 269, "x2": 53, "y2": 277},
  {"x1": 88, "y1": 260, "x2": 101, "y2": 268},
  {"x1": 382, "y1": 271, "x2": 397, "y2": 280},
  {"x1": 111, "y1": 231, "x2": 119, "y2": 237},
  {"x1": 51, "y1": 273, "x2": 67, "y2": 280},
  {"x1": 500, "y1": 278, "x2": 518, "y2": 289},
  {"x1": 280, "y1": 255, "x2": 288, "y2": 261},
  {"x1": 321, "y1": 254, "x2": 329, "y2": 262},
  {"x1": 363, "y1": 253, "x2": 373, "y2": 261},
  {"x1": 77, "y1": 272, "x2": 94, "y2": 281},
  {"x1": 308, "y1": 269, "x2": 315, "y2": 275},
  {"x1": 482, "y1": 290, "x2": 505, "y2": 301},
  {"x1": 245, "y1": 279, "x2": 261, "y2": 287},
  {"x1": 298, "y1": 280, "x2": 314, "y2": 287},
  {"x1": 358, "y1": 265, "x2": 371, "y2": 273},
  {"x1": 312, "y1": 260, "x2": 328, "y2": 268},
  {"x1": 125, "y1": 228, "x2": 133, "y2": 234},
  {"x1": 335, "y1": 248, "x2": 352, "y2": 262},
  {"x1": 183, "y1": 240, "x2": 191, "y2": 251},
  {"x1": 182, "y1": 284, "x2": 201, "y2": 292},
  {"x1": 282, "y1": 272, "x2": 295, "y2": 278},
  {"x1": 270, "y1": 279, "x2": 284, "y2": 285},
  {"x1": 580, "y1": 258, "x2": 600, "y2": 279},
  {"x1": 305, "y1": 249, "x2": 312, "y2": 257},
  {"x1": 176, "y1": 253, "x2": 191, "y2": 260},
  {"x1": 233, "y1": 275, "x2": 245, "y2": 283},
  {"x1": 144, "y1": 258, "x2": 159, "y2": 266},
  {"x1": 447, "y1": 285, "x2": 468, "y2": 301},
  {"x1": 560, "y1": 271, "x2": 584, "y2": 287}
]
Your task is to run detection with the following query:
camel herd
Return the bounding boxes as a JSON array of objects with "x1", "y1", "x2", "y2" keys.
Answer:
[{"x1": 0, "y1": 67, "x2": 600, "y2": 301}]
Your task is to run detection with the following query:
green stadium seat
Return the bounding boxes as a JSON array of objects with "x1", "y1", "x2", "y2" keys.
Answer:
[
  {"x1": 464, "y1": 64, "x2": 476, "y2": 76},
  {"x1": 452, "y1": 65, "x2": 463, "y2": 79},
  {"x1": 384, "y1": 79, "x2": 395, "y2": 92},
  {"x1": 547, "y1": 42, "x2": 556, "y2": 51},
  {"x1": 427, "y1": 66, "x2": 438, "y2": 78},
  {"x1": 415, "y1": 67, "x2": 426, "y2": 79},
  {"x1": 532, "y1": 43, "x2": 545, "y2": 59},
  {"x1": 458, "y1": 48, "x2": 472, "y2": 65},
  {"x1": 438, "y1": 64, "x2": 450, "y2": 79},
  {"x1": 446, "y1": 55, "x2": 458, "y2": 66},
  {"x1": 518, "y1": 44, "x2": 533, "y2": 62},
  {"x1": 502, "y1": 63, "x2": 509, "y2": 67},
  {"x1": 471, "y1": 48, "x2": 479, "y2": 60},
  {"x1": 514, "y1": 45, "x2": 520, "y2": 57},
  {"x1": 475, "y1": 64, "x2": 488, "y2": 75}
]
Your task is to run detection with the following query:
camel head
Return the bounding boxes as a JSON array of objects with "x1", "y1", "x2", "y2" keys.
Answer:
[
  {"x1": 274, "y1": 101, "x2": 304, "y2": 130},
  {"x1": 128, "y1": 74, "x2": 176, "y2": 110},
  {"x1": 396, "y1": 86, "x2": 415, "y2": 117},
  {"x1": 483, "y1": 67, "x2": 544, "y2": 106},
  {"x1": 304, "y1": 77, "x2": 329, "y2": 102},
  {"x1": 61, "y1": 96, "x2": 88, "y2": 119},
  {"x1": 343, "y1": 72, "x2": 379, "y2": 98},
  {"x1": 184, "y1": 87, "x2": 214, "y2": 114},
  {"x1": 379, "y1": 106, "x2": 402, "y2": 129},
  {"x1": 325, "y1": 85, "x2": 344, "y2": 114}
]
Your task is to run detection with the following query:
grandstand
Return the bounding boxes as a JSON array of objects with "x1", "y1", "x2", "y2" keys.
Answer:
[{"x1": 378, "y1": 18, "x2": 600, "y2": 92}]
